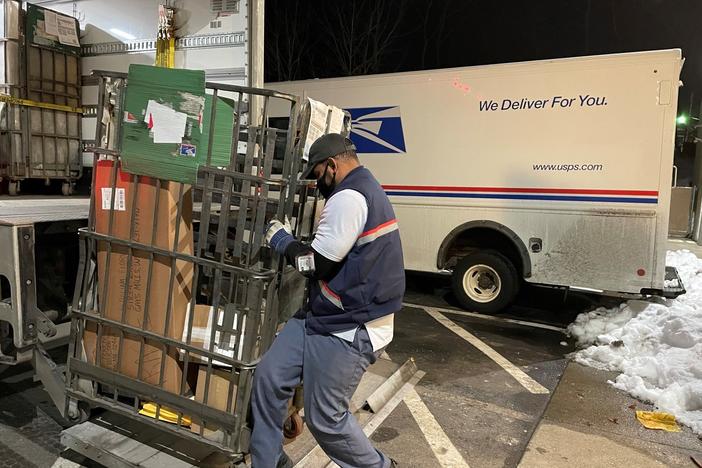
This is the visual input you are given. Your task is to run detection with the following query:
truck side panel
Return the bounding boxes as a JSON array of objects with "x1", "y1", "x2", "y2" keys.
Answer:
[
  {"x1": 395, "y1": 203, "x2": 656, "y2": 292},
  {"x1": 268, "y1": 50, "x2": 682, "y2": 294}
]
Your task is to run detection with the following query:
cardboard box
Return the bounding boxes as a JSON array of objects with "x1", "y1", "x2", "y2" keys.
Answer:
[
  {"x1": 191, "y1": 366, "x2": 238, "y2": 439},
  {"x1": 83, "y1": 159, "x2": 194, "y2": 395},
  {"x1": 180, "y1": 304, "x2": 246, "y2": 368},
  {"x1": 120, "y1": 65, "x2": 206, "y2": 184},
  {"x1": 200, "y1": 94, "x2": 238, "y2": 168}
]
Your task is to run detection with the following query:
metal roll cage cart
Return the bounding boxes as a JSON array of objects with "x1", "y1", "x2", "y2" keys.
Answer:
[
  {"x1": 0, "y1": 1, "x2": 83, "y2": 196},
  {"x1": 64, "y1": 70, "x2": 318, "y2": 463}
]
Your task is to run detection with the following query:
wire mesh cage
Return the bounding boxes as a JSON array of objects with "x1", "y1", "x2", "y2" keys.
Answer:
[
  {"x1": 65, "y1": 71, "x2": 316, "y2": 458},
  {"x1": 0, "y1": 1, "x2": 82, "y2": 195}
]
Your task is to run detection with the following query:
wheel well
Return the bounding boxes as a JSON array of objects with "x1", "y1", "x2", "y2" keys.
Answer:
[{"x1": 437, "y1": 222, "x2": 531, "y2": 278}]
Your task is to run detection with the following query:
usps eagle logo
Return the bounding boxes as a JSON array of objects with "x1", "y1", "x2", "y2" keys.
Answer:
[{"x1": 346, "y1": 106, "x2": 406, "y2": 154}]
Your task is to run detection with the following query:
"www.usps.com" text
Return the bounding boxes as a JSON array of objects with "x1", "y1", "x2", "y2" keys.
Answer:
[{"x1": 533, "y1": 163, "x2": 604, "y2": 172}]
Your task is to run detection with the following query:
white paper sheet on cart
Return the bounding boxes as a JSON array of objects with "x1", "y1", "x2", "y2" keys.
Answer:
[
  {"x1": 302, "y1": 98, "x2": 328, "y2": 162},
  {"x1": 301, "y1": 98, "x2": 345, "y2": 163},
  {"x1": 145, "y1": 100, "x2": 187, "y2": 144},
  {"x1": 56, "y1": 13, "x2": 79, "y2": 47},
  {"x1": 43, "y1": 11, "x2": 60, "y2": 37},
  {"x1": 328, "y1": 106, "x2": 345, "y2": 134}
]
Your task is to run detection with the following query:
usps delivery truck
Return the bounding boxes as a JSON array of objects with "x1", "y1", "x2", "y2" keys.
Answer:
[{"x1": 269, "y1": 49, "x2": 685, "y2": 313}]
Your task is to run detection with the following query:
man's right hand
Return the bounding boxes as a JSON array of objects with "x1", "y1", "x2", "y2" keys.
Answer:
[{"x1": 265, "y1": 217, "x2": 294, "y2": 254}]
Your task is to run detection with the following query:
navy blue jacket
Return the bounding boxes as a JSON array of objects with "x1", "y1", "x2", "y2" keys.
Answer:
[{"x1": 305, "y1": 166, "x2": 405, "y2": 334}]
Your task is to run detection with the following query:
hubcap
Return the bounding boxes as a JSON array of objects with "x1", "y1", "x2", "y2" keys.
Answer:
[{"x1": 462, "y1": 264, "x2": 501, "y2": 303}]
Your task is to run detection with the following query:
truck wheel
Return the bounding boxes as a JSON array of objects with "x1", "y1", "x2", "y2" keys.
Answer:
[{"x1": 451, "y1": 250, "x2": 520, "y2": 313}]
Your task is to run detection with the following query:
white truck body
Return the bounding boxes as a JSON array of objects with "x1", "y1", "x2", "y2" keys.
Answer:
[{"x1": 269, "y1": 50, "x2": 684, "y2": 304}]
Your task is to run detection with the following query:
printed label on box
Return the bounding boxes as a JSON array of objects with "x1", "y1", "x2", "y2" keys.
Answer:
[
  {"x1": 101, "y1": 187, "x2": 126, "y2": 211},
  {"x1": 179, "y1": 143, "x2": 197, "y2": 157}
]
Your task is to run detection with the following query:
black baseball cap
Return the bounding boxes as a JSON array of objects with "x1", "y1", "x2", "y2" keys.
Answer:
[{"x1": 300, "y1": 133, "x2": 356, "y2": 180}]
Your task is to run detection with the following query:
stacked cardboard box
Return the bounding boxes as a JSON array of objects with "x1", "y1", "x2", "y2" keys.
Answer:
[
  {"x1": 191, "y1": 366, "x2": 238, "y2": 439},
  {"x1": 182, "y1": 304, "x2": 243, "y2": 438},
  {"x1": 83, "y1": 159, "x2": 194, "y2": 395}
]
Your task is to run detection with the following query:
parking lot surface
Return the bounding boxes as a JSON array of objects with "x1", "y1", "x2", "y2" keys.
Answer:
[{"x1": 3, "y1": 273, "x2": 699, "y2": 467}]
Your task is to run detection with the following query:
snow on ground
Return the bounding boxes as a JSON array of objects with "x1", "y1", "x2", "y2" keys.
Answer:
[{"x1": 568, "y1": 250, "x2": 702, "y2": 434}]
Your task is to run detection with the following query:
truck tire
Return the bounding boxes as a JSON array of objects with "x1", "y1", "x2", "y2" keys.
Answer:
[{"x1": 451, "y1": 250, "x2": 520, "y2": 313}]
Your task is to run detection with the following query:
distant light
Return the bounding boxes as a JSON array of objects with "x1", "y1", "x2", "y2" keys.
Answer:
[
  {"x1": 676, "y1": 115, "x2": 688, "y2": 125},
  {"x1": 110, "y1": 28, "x2": 136, "y2": 41}
]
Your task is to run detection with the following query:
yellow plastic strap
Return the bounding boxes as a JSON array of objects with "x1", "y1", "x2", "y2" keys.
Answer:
[
  {"x1": 0, "y1": 94, "x2": 83, "y2": 114},
  {"x1": 139, "y1": 402, "x2": 192, "y2": 426}
]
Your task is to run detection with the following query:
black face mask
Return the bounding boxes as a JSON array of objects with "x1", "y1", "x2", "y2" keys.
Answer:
[{"x1": 317, "y1": 162, "x2": 337, "y2": 199}]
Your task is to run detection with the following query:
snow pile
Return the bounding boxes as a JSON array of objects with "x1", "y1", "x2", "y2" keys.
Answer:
[{"x1": 568, "y1": 249, "x2": 702, "y2": 434}]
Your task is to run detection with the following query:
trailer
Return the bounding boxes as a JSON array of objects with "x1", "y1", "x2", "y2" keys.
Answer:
[{"x1": 269, "y1": 50, "x2": 687, "y2": 313}]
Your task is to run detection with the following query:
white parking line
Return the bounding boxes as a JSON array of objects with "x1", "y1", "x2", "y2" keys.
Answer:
[
  {"x1": 51, "y1": 458, "x2": 82, "y2": 468},
  {"x1": 402, "y1": 302, "x2": 566, "y2": 333},
  {"x1": 423, "y1": 307, "x2": 550, "y2": 395},
  {"x1": 298, "y1": 371, "x2": 426, "y2": 468},
  {"x1": 404, "y1": 388, "x2": 470, "y2": 467}
]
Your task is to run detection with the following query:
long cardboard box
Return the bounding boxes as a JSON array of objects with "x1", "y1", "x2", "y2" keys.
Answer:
[{"x1": 83, "y1": 159, "x2": 194, "y2": 395}]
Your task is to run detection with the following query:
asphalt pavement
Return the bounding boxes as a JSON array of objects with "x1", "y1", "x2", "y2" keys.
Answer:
[{"x1": 1, "y1": 272, "x2": 698, "y2": 467}]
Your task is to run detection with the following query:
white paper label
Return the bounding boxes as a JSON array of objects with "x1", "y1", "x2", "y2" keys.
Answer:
[
  {"x1": 301, "y1": 99, "x2": 347, "y2": 164},
  {"x1": 56, "y1": 14, "x2": 79, "y2": 47},
  {"x1": 101, "y1": 187, "x2": 126, "y2": 211},
  {"x1": 296, "y1": 252, "x2": 315, "y2": 273},
  {"x1": 43, "y1": 11, "x2": 59, "y2": 37},
  {"x1": 328, "y1": 106, "x2": 345, "y2": 134},
  {"x1": 301, "y1": 98, "x2": 330, "y2": 162},
  {"x1": 145, "y1": 100, "x2": 187, "y2": 144}
]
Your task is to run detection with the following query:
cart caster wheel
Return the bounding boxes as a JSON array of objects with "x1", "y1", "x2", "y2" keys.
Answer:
[
  {"x1": 8, "y1": 181, "x2": 18, "y2": 196},
  {"x1": 61, "y1": 182, "x2": 73, "y2": 196},
  {"x1": 283, "y1": 412, "x2": 304, "y2": 440},
  {"x1": 67, "y1": 402, "x2": 90, "y2": 425}
]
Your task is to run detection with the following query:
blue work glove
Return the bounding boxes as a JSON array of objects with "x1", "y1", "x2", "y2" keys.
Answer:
[{"x1": 265, "y1": 216, "x2": 294, "y2": 255}]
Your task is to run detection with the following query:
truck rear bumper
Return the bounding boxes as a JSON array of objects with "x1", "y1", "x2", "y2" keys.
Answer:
[{"x1": 640, "y1": 266, "x2": 686, "y2": 299}]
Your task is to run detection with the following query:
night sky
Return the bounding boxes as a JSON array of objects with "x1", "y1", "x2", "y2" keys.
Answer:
[{"x1": 265, "y1": 0, "x2": 702, "y2": 117}]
